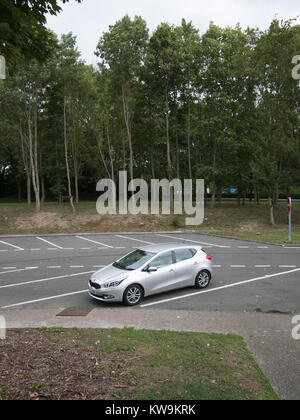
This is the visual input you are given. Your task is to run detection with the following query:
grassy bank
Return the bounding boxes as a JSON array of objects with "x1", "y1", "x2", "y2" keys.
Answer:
[
  {"x1": 0, "y1": 200, "x2": 299, "y2": 245},
  {"x1": 0, "y1": 328, "x2": 278, "y2": 400}
]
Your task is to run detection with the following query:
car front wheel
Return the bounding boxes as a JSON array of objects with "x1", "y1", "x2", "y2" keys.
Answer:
[
  {"x1": 195, "y1": 270, "x2": 211, "y2": 289},
  {"x1": 123, "y1": 284, "x2": 144, "y2": 306}
]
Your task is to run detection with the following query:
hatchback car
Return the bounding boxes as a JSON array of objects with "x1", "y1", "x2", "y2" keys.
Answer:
[{"x1": 88, "y1": 243, "x2": 213, "y2": 306}]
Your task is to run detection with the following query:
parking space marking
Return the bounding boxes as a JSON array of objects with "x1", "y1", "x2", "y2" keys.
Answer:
[
  {"x1": 279, "y1": 265, "x2": 297, "y2": 268},
  {"x1": 140, "y1": 267, "x2": 300, "y2": 308},
  {"x1": 36, "y1": 237, "x2": 63, "y2": 250},
  {"x1": 255, "y1": 265, "x2": 271, "y2": 268},
  {"x1": 76, "y1": 236, "x2": 114, "y2": 249},
  {"x1": 115, "y1": 235, "x2": 154, "y2": 245},
  {"x1": 156, "y1": 234, "x2": 231, "y2": 248},
  {"x1": 0, "y1": 270, "x2": 94, "y2": 290},
  {"x1": 0, "y1": 240, "x2": 24, "y2": 251},
  {"x1": 0, "y1": 267, "x2": 38, "y2": 276},
  {"x1": 1, "y1": 290, "x2": 88, "y2": 309}
]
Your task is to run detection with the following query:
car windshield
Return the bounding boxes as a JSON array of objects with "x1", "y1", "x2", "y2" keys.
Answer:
[{"x1": 113, "y1": 249, "x2": 156, "y2": 271}]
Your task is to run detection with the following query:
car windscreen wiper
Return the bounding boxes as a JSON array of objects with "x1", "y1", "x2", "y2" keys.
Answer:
[{"x1": 113, "y1": 262, "x2": 126, "y2": 270}]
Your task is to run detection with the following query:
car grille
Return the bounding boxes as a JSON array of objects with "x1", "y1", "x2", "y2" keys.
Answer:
[{"x1": 89, "y1": 280, "x2": 101, "y2": 290}]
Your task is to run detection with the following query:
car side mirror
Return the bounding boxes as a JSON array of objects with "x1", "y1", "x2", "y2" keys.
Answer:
[{"x1": 143, "y1": 266, "x2": 158, "y2": 273}]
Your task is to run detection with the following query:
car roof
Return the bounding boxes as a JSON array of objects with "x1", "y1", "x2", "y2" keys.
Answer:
[{"x1": 140, "y1": 242, "x2": 202, "y2": 254}]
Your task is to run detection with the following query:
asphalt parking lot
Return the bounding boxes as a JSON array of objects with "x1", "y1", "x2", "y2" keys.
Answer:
[
  {"x1": 0, "y1": 231, "x2": 299, "y2": 400},
  {"x1": 0, "y1": 232, "x2": 299, "y2": 313}
]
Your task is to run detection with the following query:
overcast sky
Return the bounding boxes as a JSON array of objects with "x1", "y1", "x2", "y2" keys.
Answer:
[{"x1": 46, "y1": 0, "x2": 300, "y2": 65}]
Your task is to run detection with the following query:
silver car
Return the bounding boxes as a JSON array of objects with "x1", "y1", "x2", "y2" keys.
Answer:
[{"x1": 88, "y1": 243, "x2": 213, "y2": 306}]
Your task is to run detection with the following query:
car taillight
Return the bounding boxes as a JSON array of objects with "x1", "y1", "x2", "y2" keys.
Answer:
[{"x1": 206, "y1": 253, "x2": 212, "y2": 260}]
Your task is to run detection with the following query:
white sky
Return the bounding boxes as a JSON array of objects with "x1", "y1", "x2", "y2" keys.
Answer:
[{"x1": 46, "y1": 0, "x2": 300, "y2": 65}]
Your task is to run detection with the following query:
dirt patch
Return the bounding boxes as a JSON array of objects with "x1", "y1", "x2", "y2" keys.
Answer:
[
  {"x1": 0, "y1": 329, "x2": 135, "y2": 400},
  {"x1": 240, "y1": 221, "x2": 259, "y2": 232},
  {"x1": 16, "y1": 212, "x2": 70, "y2": 230}
]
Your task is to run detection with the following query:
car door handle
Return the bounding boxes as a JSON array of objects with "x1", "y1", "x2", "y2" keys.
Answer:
[
  {"x1": 169, "y1": 269, "x2": 175, "y2": 272},
  {"x1": 193, "y1": 262, "x2": 199, "y2": 265}
]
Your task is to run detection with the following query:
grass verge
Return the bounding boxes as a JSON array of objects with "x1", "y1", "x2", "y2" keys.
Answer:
[
  {"x1": 0, "y1": 201, "x2": 299, "y2": 245},
  {"x1": 0, "y1": 328, "x2": 278, "y2": 400}
]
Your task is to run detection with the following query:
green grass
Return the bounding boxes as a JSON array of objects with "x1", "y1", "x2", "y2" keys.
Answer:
[{"x1": 57, "y1": 327, "x2": 278, "y2": 400}]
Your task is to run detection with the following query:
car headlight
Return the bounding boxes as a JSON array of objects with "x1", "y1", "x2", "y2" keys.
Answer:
[{"x1": 103, "y1": 279, "x2": 126, "y2": 288}]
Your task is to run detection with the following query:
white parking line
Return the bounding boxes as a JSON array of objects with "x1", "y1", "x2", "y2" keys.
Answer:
[
  {"x1": 2, "y1": 267, "x2": 16, "y2": 270},
  {"x1": 255, "y1": 265, "x2": 271, "y2": 268},
  {"x1": 0, "y1": 240, "x2": 24, "y2": 251},
  {"x1": 231, "y1": 265, "x2": 246, "y2": 268},
  {"x1": 36, "y1": 237, "x2": 63, "y2": 250},
  {"x1": 0, "y1": 271, "x2": 94, "y2": 290},
  {"x1": 76, "y1": 236, "x2": 114, "y2": 249},
  {"x1": 1, "y1": 290, "x2": 88, "y2": 309},
  {"x1": 140, "y1": 267, "x2": 300, "y2": 308},
  {"x1": 0, "y1": 267, "x2": 38, "y2": 276},
  {"x1": 116, "y1": 235, "x2": 154, "y2": 245},
  {"x1": 156, "y1": 234, "x2": 231, "y2": 248},
  {"x1": 279, "y1": 265, "x2": 297, "y2": 268}
]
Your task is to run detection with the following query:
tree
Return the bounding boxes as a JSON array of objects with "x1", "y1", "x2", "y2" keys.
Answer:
[
  {"x1": 145, "y1": 23, "x2": 184, "y2": 180},
  {"x1": 96, "y1": 15, "x2": 149, "y2": 181},
  {"x1": 0, "y1": 0, "x2": 81, "y2": 63}
]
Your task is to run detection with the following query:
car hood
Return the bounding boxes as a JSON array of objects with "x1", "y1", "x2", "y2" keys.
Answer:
[{"x1": 91, "y1": 264, "x2": 129, "y2": 285}]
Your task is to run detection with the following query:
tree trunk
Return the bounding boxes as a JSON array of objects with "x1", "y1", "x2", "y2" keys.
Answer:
[
  {"x1": 28, "y1": 107, "x2": 40, "y2": 213},
  {"x1": 20, "y1": 123, "x2": 31, "y2": 206},
  {"x1": 210, "y1": 138, "x2": 217, "y2": 209},
  {"x1": 187, "y1": 101, "x2": 192, "y2": 179},
  {"x1": 268, "y1": 195, "x2": 275, "y2": 226},
  {"x1": 165, "y1": 83, "x2": 172, "y2": 180},
  {"x1": 64, "y1": 96, "x2": 76, "y2": 214},
  {"x1": 97, "y1": 135, "x2": 111, "y2": 179},
  {"x1": 122, "y1": 84, "x2": 133, "y2": 181},
  {"x1": 106, "y1": 123, "x2": 115, "y2": 182},
  {"x1": 175, "y1": 126, "x2": 180, "y2": 179}
]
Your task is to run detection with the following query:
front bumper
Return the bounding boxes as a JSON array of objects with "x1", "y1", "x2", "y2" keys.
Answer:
[{"x1": 88, "y1": 283, "x2": 124, "y2": 303}]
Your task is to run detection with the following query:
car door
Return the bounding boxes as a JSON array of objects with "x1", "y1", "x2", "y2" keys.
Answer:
[
  {"x1": 145, "y1": 251, "x2": 176, "y2": 295},
  {"x1": 173, "y1": 248, "x2": 198, "y2": 287}
]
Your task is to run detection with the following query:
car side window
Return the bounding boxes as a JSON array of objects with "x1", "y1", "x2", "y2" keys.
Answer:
[
  {"x1": 175, "y1": 248, "x2": 195, "y2": 263},
  {"x1": 148, "y1": 251, "x2": 173, "y2": 269}
]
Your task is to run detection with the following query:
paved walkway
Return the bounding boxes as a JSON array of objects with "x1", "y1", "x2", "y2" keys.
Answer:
[{"x1": 1, "y1": 308, "x2": 299, "y2": 400}]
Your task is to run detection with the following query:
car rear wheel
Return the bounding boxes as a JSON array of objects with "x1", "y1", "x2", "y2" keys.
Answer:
[
  {"x1": 123, "y1": 284, "x2": 144, "y2": 306},
  {"x1": 195, "y1": 270, "x2": 211, "y2": 289}
]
